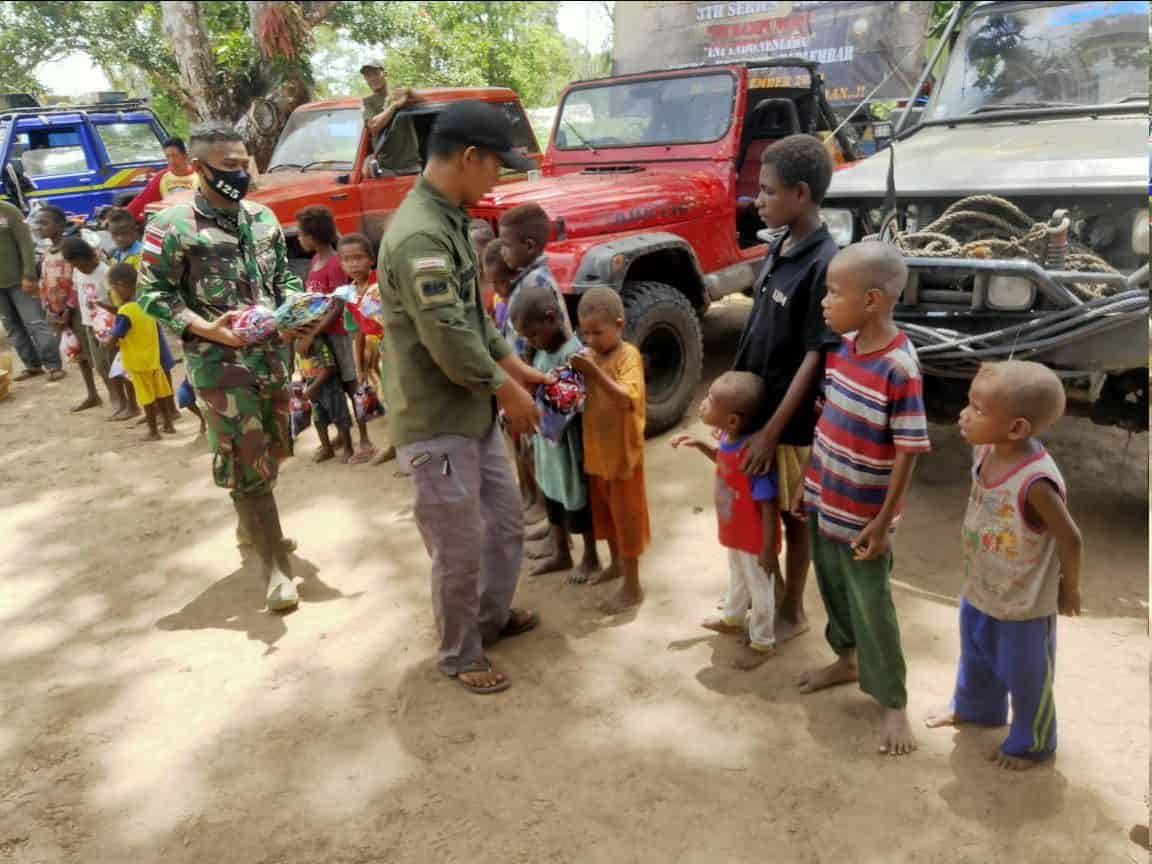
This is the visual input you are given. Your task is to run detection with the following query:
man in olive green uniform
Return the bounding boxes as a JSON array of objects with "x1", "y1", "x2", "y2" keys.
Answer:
[
  {"x1": 0, "y1": 199, "x2": 61, "y2": 379},
  {"x1": 138, "y1": 123, "x2": 303, "y2": 613},
  {"x1": 360, "y1": 61, "x2": 422, "y2": 173},
  {"x1": 380, "y1": 101, "x2": 545, "y2": 694}
]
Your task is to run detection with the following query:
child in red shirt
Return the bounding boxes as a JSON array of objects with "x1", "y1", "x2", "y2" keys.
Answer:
[{"x1": 673, "y1": 371, "x2": 781, "y2": 669}]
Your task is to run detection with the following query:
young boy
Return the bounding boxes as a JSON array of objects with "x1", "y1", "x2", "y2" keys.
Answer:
[
  {"x1": 296, "y1": 332, "x2": 355, "y2": 464},
  {"x1": 498, "y1": 203, "x2": 572, "y2": 347},
  {"x1": 469, "y1": 217, "x2": 496, "y2": 312},
  {"x1": 512, "y1": 282, "x2": 602, "y2": 582},
  {"x1": 105, "y1": 264, "x2": 177, "y2": 441},
  {"x1": 59, "y1": 237, "x2": 125, "y2": 416},
  {"x1": 672, "y1": 371, "x2": 781, "y2": 669},
  {"x1": 926, "y1": 361, "x2": 1082, "y2": 770},
  {"x1": 483, "y1": 238, "x2": 516, "y2": 335},
  {"x1": 570, "y1": 287, "x2": 648, "y2": 612},
  {"x1": 798, "y1": 241, "x2": 930, "y2": 757},
  {"x1": 731, "y1": 134, "x2": 843, "y2": 645},
  {"x1": 105, "y1": 208, "x2": 144, "y2": 268},
  {"x1": 33, "y1": 206, "x2": 74, "y2": 384}
]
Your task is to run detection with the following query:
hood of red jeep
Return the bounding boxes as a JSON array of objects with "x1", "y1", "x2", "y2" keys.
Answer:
[
  {"x1": 246, "y1": 170, "x2": 346, "y2": 220},
  {"x1": 476, "y1": 166, "x2": 725, "y2": 238}
]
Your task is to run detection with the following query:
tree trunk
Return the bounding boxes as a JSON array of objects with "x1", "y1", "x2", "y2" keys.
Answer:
[{"x1": 160, "y1": 1, "x2": 239, "y2": 121}]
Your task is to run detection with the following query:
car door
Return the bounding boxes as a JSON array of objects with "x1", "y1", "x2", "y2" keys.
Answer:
[{"x1": 16, "y1": 115, "x2": 103, "y2": 218}]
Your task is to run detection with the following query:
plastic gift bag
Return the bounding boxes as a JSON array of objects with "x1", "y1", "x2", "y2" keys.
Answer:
[
  {"x1": 274, "y1": 292, "x2": 333, "y2": 332},
  {"x1": 60, "y1": 328, "x2": 81, "y2": 364},
  {"x1": 536, "y1": 363, "x2": 586, "y2": 443},
  {"x1": 231, "y1": 305, "x2": 277, "y2": 344},
  {"x1": 353, "y1": 383, "x2": 384, "y2": 424},
  {"x1": 176, "y1": 377, "x2": 197, "y2": 409},
  {"x1": 289, "y1": 380, "x2": 312, "y2": 438}
]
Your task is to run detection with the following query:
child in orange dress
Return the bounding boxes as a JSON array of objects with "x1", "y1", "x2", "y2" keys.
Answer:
[{"x1": 570, "y1": 287, "x2": 649, "y2": 612}]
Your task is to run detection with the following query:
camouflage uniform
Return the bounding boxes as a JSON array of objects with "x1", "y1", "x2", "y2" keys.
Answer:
[{"x1": 137, "y1": 193, "x2": 302, "y2": 499}]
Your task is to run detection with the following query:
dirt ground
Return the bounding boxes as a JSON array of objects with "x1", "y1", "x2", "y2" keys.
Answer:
[{"x1": 1, "y1": 299, "x2": 1148, "y2": 864}]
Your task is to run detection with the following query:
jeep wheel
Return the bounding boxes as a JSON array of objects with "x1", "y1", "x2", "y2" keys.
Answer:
[{"x1": 622, "y1": 281, "x2": 703, "y2": 437}]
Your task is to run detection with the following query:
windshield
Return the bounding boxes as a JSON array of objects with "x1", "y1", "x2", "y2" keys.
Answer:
[
  {"x1": 268, "y1": 108, "x2": 360, "y2": 171},
  {"x1": 926, "y1": 1, "x2": 1149, "y2": 121},
  {"x1": 555, "y1": 72, "x2": 735, "y2": 149}
]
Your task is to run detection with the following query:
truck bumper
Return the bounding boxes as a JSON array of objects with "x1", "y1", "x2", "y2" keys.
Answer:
[{"x1": 895, "y1": 256, "x2": 1149, "y2": 378}]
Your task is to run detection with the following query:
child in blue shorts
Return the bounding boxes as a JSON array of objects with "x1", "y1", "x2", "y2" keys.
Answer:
[{"x1": 927, "y1": 360, "x2": 1083, "y2": 770}]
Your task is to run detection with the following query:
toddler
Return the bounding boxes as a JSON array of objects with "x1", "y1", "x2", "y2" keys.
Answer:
[
  {"x1": 926, "y1": 360, "x2": 1082, "y2": 771},
  {"x1": 296, "y1": 332, "x2": 355, "y2": 463},
  {"x1": 105, "y1": 264, "x2": 177, "y2": 441},
  {"x1": 59, "y1": 237, "x2": 117, "y2": 414},
  {"x1": 570, "y1": 287, "x2": 648, "y2": 612},
  {"x1": 32, "y1": 205, "x2": 74, "y2": 383},
  {"x1": 673, "y1": 371, "x2": 781, "y2": 669}
]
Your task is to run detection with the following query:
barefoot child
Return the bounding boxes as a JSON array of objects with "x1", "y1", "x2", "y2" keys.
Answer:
[
  {"x1": 59, "y1": 237, "x2": 120, "y2": 414},
  {"x1": 926, "y1": 361, "x2": 1082, "y2": 770},
  {"x1": 512, "y1": 282, "x2": 601, "y2": 582},
  {"x1": 296, "y1": 332, "x2": 355, "y2": 463},
  {"x1": 33, "y1": 206, "x2": 74, "y2": 384},
  {"x1": 571, "y1": 287, "x2": 648, "y2": 612},
  {"x1": 105, "y1": 264, "x2": 177, "y2": 441},
  {"x1": 732, "y1": 135, "x2": 844, "y2": 645},
  {"x1": 339, "y1": 234, "x2": 382, "y2": 390},
  {"x1": 672, "y1": 371, "x2": 782, "y2": 669},
  {"x1": 797, "y1": 241, "x2": 930, "y2": 757}
]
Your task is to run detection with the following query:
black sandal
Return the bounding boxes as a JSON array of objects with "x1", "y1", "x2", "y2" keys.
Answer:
[{"x1": 498, "y1": 608, "x2": 539, "y2": 640}]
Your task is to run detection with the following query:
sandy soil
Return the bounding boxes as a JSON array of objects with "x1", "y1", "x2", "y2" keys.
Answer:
[{"x1": 1, "y1": 300, "x2": 1147, "y2": 863}]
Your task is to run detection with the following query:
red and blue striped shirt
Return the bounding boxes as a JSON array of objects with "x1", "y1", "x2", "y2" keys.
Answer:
[{"x1": 804, "y1": 331, "x2": 931, "y2": 544}]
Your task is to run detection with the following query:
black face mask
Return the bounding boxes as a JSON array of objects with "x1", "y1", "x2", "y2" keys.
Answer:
[{"x1": 201, "y1": 162, "x2": 250, "y2": 202}]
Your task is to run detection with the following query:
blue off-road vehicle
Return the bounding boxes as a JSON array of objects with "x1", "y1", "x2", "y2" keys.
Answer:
[{"x1": 0, "y1": 93, "x2": 169, "y2": 219}]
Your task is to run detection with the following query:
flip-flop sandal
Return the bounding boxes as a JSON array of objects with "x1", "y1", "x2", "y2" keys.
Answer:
[
  {"x1": 348, "y1": 446, "x2": 377, "y2": 465},
  {"x1": 452, "y1": 660, "x2": 510, "y2": 695},
  {"x1": 46, "y1": 369, "x2": 66, "y2": 382},
  {"x1": 13, "y1": 369, "x2": 45, "y2": 382}
]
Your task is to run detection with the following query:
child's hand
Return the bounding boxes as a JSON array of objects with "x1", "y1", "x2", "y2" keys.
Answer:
[
  {"x1": 569, "y1": 352, "x2": 596, "y2": 380},
  {"x1": 851, "y1": 518, "x2": 891, "y2": 561},
  {"x1": 1058, "y1": 578, "x2": 1081, "y2": 617},
  {"x1": 758, "y1": 548, "x2": 782, "y2": 580},
  {"x1": 788, "y1": 494, "x2": 807, "y2": 522},
  {"x1": 670, "y1": 433, "x2": 700, "y2": 451}
]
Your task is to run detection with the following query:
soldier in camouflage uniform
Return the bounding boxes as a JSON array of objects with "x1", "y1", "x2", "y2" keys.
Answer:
[{"x1": 138, "y1": 122, "x2": 303, "y2": 612}]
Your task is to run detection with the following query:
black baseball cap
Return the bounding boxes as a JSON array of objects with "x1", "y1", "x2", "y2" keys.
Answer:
[{"x1": 429, "y1": 100, "x2": 536, "y2": 172}]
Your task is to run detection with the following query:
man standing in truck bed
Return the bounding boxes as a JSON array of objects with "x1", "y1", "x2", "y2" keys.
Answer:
[{"x1": 360, "y1": 60, "x2": 422, "y2": 173}]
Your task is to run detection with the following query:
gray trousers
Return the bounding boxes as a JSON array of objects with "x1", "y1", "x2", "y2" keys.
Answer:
[
  {"x1": 397, "y1": 422, "x2": 524, "y2": 676},
  {"x1": 0, "y1": 284, "x2": 61, "y2": 371}
]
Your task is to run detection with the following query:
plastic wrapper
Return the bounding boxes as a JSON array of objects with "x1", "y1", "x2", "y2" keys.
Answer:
[
  {"x1": 353, "y1": 383, "x2": 385, "y2": 424},
  {"x1": 60, "y1": 327, "x2": 81, "y2": 364},
  {"x1": 231, "y1": 305, "x2": 277, "y2": 344},
  {"x1": 177, "y1": 378, "x2": 197, "y2": 409},
  {"x1": 274, "y1": 292, "x2": 333, "y2": 332},
  {"x1": 357, "y1": 284, "x2": 382, "y2": 319},
  {"x1": 536, "y1": 363, "x2": 586, "y2": 443}
]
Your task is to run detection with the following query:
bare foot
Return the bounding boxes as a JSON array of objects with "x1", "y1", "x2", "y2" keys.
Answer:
[
  {"x1": 162, "y1": 423, "x2": 177, "y2": 434},
  {"x1": 71, "y1": 395, "x2": 102, "y2": 412},
  {"x1": 599, "y1": 585, "x2": 643, "y2": 614},
  {"x1": 529, "y1": 553, "x2": 573, "y2": 577},
  {"x1": 988, "y1": 748, "x2": 1040, "y2": 771},
  {"x1": 108, "y1": 406, "x2": 127, "y2": 421},
  {"x1": 732, "y1": 644, "x2": 776, "y2": 670},
  {"x1": 797, "y1": 656, "x2": 858, "y2": 694},
  {"x1": 924, "y1": 706, "x2": 964, "y2": 728},
  {"x1": 773, "y1": 612, "x2": 811, "y2": 645},
  {"x1": 525, "y1": 521, "x2": 551, "y2": 542},
  {"x1": 701, "y1": 617, "x2": 746, "y2": 636},
  {"x1": 313, "y1": 447, "x2": 335, "y2": 463},
  {"x1": 338, "y1": 449, "x2": 353, "y2": 464},
  {"x1": 566, "y1": 559, "x2": 599, "y2": 585},
  {"x1": 115, "y1": 407, "x2": 141, "y2": 422},
  {"x1": 143, "y1": 430, "x2": 162, "y2": 442},
  {"x1": 370, "y1": 444, "x2": 397, "y2": 466},
  {"x1": 587, "y1": 563, "x2": 619, "y2": 586},
  {"x1": 135, "y1": 414, "x2": 150, "y2": 427},
  {"x1": 525, "y1": 542, "x2": 555, "y2": 561},
  {"x1": 880, "y1": 708, "x2": 918, "y2": 756}
]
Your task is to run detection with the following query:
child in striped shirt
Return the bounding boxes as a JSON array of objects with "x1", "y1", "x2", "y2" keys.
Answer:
[{"x1": 797, "y1": 241, "x2": 930, "y2": 758}]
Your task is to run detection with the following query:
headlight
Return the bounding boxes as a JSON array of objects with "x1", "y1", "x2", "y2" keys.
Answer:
[
  {"x1": 982, "y1": 274, "x2": 1036, "y2": 312},
  {"x1": 1132, "y1": 210, "x2": 1149, "y2": 256},
  {"x1": 821, "y1": 208, "x2": 854, "y2": 247}
]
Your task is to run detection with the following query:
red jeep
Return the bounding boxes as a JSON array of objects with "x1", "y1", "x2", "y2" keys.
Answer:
[{"x1": 471, "y1": 60, "x2": 858, "y2": 435}]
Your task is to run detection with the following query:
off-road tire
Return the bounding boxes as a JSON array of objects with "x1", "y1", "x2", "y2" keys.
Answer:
[{"x1": 622, "y1": 280, "x2": 703, "y2": 437}]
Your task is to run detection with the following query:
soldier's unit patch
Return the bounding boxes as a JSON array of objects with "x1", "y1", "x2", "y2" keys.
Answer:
[
  {"x1": 417, "y1": 277, "x2": 454, "y2": 307},
  {"x1": 412, "y1": 256, "x2": 449, "y2": 274}
]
